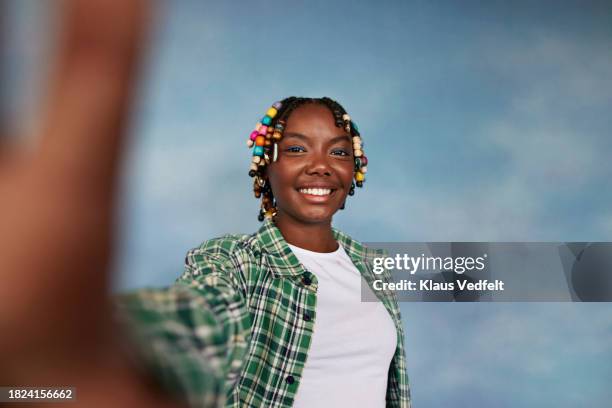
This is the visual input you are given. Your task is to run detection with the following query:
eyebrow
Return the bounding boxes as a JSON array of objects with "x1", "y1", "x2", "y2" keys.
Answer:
[{"x1": 283, "y1": 132, "x2": 351, "y2": 144}]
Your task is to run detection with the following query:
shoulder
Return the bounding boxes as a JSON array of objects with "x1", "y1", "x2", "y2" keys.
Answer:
[
  {"x1": 188, "y1": 233, "x2": 251, "y2": 258},
  {"x1": 179, "y1": 233, "x2": 255, "y2": 285},
  {"x1": 183, "y1": 232, "x2": 258, "y2": 271}
]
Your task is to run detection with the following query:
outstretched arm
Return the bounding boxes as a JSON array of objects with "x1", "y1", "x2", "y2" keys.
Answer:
[{"x1": 0, "y1": 1, "x2": 196, "y2": 406}]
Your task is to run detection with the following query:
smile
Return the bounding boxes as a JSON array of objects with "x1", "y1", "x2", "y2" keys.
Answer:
[{"x1": 298, "y1": 188, "x2": 333, "y2": 196}]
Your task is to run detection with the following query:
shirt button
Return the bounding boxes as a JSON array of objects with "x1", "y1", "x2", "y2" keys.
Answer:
[
  {"x1": 286, "y1": 375, "x2": 295, "y2": 384},
  {"x1": 301, "y1": 275, "x2": 312, "y2": 286},
  {"x1": 303, "y1": 313, "x2": 311, "y2": 322}
]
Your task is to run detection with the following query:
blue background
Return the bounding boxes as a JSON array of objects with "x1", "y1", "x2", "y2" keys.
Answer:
[{"x1": 5, "y1": 1, "x2": 612, "y2": 406}]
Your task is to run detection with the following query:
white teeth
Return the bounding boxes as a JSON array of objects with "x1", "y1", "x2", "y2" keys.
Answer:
[{"x1": 299, "y1": 188, "x2": 332, "y2": 196}]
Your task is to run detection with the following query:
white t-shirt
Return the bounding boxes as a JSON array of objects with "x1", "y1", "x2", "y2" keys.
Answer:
[{"x1": 289, "y1": 242, "x2": 397, "y2": 408}]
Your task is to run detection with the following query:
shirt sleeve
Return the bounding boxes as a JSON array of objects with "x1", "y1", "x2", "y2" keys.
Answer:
[{"x1": 114, "y1": 247, "x2": 252, "y2": 408}]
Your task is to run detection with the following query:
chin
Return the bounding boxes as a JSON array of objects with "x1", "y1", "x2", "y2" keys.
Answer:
[{"x1": 298, "y1": 208, "x2": 337, "y2": 224}]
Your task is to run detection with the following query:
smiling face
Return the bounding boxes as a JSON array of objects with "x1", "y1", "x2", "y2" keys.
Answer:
[{"x1": 266, "y1": 103, "x2": 355, "y2": 225}]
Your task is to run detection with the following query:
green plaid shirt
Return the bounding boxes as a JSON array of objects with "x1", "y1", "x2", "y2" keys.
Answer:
[{"x1": 116, "y1": 218, "x2": 411, "y2": 407}]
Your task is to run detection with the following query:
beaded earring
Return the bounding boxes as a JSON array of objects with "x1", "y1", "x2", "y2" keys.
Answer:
[{"x1": 246, "y1": 98, "x2": 369, "y2": 221}]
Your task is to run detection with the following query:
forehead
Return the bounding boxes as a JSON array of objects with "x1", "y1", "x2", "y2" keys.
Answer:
[{"x1": 284, "y1": 104, "x2": 338, "y2": 132}]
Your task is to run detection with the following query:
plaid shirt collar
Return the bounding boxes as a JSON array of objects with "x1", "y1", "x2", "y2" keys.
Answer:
[{"x1": 252, "y1": 217, "x2": 383, "y2": 279}]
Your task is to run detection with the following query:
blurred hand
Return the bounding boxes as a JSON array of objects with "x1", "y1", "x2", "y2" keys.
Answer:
[{"x1": 0, "y1": 1, "x2": 179, "y2": 406}]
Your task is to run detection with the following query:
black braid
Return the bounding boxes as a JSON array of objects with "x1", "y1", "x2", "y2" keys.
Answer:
[{"x1": 273, "y1": 97, "x2": 349, "y2": 130}]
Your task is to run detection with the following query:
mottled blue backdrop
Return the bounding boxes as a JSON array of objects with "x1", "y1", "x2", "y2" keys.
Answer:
[{"x1": 5, "y1": 1, "x2": 612, "y2": 406}]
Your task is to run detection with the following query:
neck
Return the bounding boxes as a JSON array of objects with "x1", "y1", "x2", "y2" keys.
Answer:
[{"x1": 273, "y1": 212, "x2": 338, "y2": 253}]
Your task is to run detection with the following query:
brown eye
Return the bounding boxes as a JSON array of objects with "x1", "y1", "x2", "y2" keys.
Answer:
[
  {"x1": 286, "y1": 146, "x2": 306, "y2": 153},
  {"x1": 331, "y1": 148, "x2": 350, "y2": 156}
]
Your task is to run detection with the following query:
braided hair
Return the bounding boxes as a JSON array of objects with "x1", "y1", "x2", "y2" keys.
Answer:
[{"x1": 246, "y1": 97, "x2": 368, "y2": 222}]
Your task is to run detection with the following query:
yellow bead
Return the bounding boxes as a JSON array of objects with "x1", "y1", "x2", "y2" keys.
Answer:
[
  {"x1": 355, "y1": 172, "x2": 365, "y2": 181},
  {"x1": 267, "y1": 107, "x2": 278, "y2": 118},
  {"x1": 354, "y1": 149, "x2": 363, "y2": 157}
]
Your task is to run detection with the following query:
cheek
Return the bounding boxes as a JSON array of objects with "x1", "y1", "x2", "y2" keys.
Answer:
[
  {"x1": 337, "y1": 163, "x2": 355, "y2": 187},
  {"x1": 266, "y1": 166, "x2": 293, "y2": 198}
]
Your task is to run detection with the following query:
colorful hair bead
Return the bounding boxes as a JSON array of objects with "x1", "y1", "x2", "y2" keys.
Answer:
[
  {"x1": 247, "y1": 139, "x2": 254, "y2": 148},
  {"x1": 355, "y1": 172, "x2": 365, "y2": 182},
  {"x1": 253, "y1": 145, "x2": 264, "y2": 156},
  {"x1": 262, "y1": 116, "x2": 272, "y2": 126},
  {"x1": 267, "y1": 107, "x2": 278, "y2": 118},
  {"x1": 273, "y1": 101, "x2": 282, "y2": 109},
  {"x1": 258, "y1": 125, "x2": 268, "y2": 135},
  {"x1": 255, "y1": 136, "x2": 265, "y2": 146},
  {"x1": 250, "y1": 131, "x2": 259, "y2": 141}
]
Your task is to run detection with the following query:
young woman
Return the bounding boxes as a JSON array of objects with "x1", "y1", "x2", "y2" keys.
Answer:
[{"x1": 119, "y1": 97, "x2": 411, "y2": 408}]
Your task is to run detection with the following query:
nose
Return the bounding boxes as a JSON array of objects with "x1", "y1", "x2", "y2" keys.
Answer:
[{"x1": 304, "y1": 151, "x2": 332, "y2": 177}]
